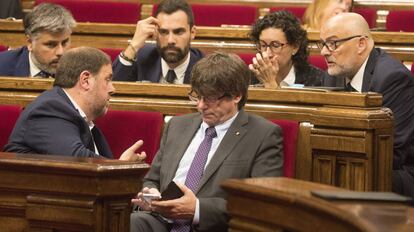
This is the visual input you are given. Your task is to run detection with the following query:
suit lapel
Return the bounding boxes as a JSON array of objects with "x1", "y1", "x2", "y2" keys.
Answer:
[
  {"x1": 164, "y1": 115, "x2": 202, "y2": 185},
  {"x1": 196, "y1": 111, "x2": 248, "y2": 194},
  {"x1": 362, "y1": 48, "x2": 379, "y2": 92}
]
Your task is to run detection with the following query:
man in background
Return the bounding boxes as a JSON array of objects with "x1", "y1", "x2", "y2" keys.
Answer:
[
  {"x1": 130, "y1": 52, "x2": 283, "y2": 232},
  {"x1": 113, "y1": 0, "x2": 203, "y2": 84},
  {"x1": 5, "y1": 47, "x2": 145, "y2": 161},
  {"x1": 0, "y1": 3, "x2": 75, "y2": 78},
  {"x1": 319, "y1": 13, "x2": 414, "y2": 197}
]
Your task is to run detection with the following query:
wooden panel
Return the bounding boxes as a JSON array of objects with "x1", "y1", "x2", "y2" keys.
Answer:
[
  {"x1": 222, "y1": 177, "x2": 414, "y2": 232},
  {"x1": 0, "y1": 152, "x2": 150, "y2": 232}
]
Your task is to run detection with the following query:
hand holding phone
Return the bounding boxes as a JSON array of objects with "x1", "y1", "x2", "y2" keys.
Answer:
[
  {"x1": 142, "y1": 193, "x2": 161, "y2": 203},
  {"x1": 161, "y1": 181, "x2": 184, "y2": 201}
]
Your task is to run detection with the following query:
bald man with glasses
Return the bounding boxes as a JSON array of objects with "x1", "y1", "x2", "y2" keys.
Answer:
[{"x1": 320, "y1": 13, "x2": 414, "y2": 198}]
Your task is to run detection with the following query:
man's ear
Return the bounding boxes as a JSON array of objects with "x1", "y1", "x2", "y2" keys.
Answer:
[
  {"x1": 190, "y1": 25, "x2": 196, "y2": 40},
  {"x1": 26, "y1": 35, "x2": 33, "y2": 52},
  {"x1": 357, "y1": 37, "x2": 368, "y2": 54},
  {"x1": 79, "y1": 70, "x2": 92, "y2": 90},
  {"x1": 233, "y1": 95, "x2": 242, "y2": 104}
]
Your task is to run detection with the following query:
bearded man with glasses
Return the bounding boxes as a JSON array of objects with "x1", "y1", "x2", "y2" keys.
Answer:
[
  {"x1": 320, "y1": 13, "x2": 414, "y2": 198},
  {"x1": 130, "y1": 52, "x2": 283, "y2": 232}
]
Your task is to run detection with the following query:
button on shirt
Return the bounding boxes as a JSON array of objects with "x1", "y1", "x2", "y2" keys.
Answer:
[
  {"x1": 173, "y1": 112, "x2": 239, "y2": 224},
  {"x1": 62, "y1": 89, "x2": 99, "y2": 155}
]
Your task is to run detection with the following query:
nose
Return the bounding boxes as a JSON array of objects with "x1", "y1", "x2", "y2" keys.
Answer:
[
  {"x1": 320, "y1": 44, "x2": 331, "y2": 56},
  {"x1": 339, "y1": 2, "x2": 348, "y2": 11},
  {"x1": 167, "y1": 33, "x2": 176, "y2": 45},
  {"x1": 108, "y1": 82, "x2": 116, "y2": 95},
  {"x1": 55, "y1": 44, "x2": 64, "y2": 56},
  {"x1": 197, "y1": 98, "x2": 208, "y2": 110}
]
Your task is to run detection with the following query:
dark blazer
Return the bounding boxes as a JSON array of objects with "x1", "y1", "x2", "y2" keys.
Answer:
[
  {"x1": 112, "y1": 44, "x2": 203, "y2": 83},
  {"x1": 251, "y1": 64, "x2": 324, "y2": 86},
  {"x1": 143, "y1": 110, "x2": 284, "y2": 232},
  {"x1": 4, "y1": 86, "x2": 113, "y2": 158},
  {"x1": 0, "y1": 46, "x2": 30, "y2": 77}
]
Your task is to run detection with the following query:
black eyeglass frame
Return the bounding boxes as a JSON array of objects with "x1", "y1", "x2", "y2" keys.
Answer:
[
  {"x1": 188, "y1": 90, "x2": 230, "y2": 104},
  {"x1": 317, "y1": 35, "x2": 366, "y2": 51},
  {"x1": 256, "y1": 40, "x2": 287, "y2": 54}
]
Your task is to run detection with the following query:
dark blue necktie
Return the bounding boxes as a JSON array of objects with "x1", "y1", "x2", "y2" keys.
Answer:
[
  {"x1": 166, "y1": 69, "x2": 177, "y2": 83},
  {"x1": 35, "y1": 70, "x2": 54, "y2": 78}
]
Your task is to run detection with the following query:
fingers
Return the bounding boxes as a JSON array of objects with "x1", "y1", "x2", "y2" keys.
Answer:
[{"x1": 119, "y1": 140, "x2": 146, "y2": 161}]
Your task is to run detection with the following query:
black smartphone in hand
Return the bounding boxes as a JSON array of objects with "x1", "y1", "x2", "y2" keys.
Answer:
[{"x1": 161, "y1": 181, "x2": 184, "y2": 201}]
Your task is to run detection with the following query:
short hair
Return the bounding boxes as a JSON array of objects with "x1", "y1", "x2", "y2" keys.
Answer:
[
  {"x1": 54, "y1": 47, "x2": 111, "y2": 88},
  {"x1": 250, "y1": 10, "x2": 310, "y2": 75},
  {"x1": 190, "y1": 52, "x2": 250, "y2": 110},
  {"x1": 155, "y1": 0, "x2": 194, "y2": 28},
  {"x1": 24, "y1": 3, "x2": 76, "y2": 38}
]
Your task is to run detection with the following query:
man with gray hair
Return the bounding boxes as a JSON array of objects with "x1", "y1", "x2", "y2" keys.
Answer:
[
  {"x1": 0, "y1": 3, "x2": 76, "y2": 77},
  {"x1": 5, "y1": 47, "x2": 146, "y2": 161}
]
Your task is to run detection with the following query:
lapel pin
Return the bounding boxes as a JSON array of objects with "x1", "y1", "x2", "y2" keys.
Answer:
[{"x1": 236, "y1": 132, "x2": 240, "y2": 136}]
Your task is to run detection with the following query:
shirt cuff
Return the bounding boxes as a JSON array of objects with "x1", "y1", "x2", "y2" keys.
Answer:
[
  {"x1": 192, "y1": 198, "x2": 200, "y2": 224},
  {"x1": 119, "y1": 55, "x2": 133, "y2": 66}
]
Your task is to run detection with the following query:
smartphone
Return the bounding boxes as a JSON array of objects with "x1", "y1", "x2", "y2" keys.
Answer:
[
  {"x1": 161, "y1": 181, "x2": 184, "y2": 201},
  {"x1": 142, "y1": 193, "x2": 161, "y2": 203}
]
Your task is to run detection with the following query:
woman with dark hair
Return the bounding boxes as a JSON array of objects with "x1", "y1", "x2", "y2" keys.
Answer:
[{"x1": 249, "y1": 10, "x2": 324, "y2": 88}]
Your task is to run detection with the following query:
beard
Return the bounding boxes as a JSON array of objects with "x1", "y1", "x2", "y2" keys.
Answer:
[
  {"x1": 30, "y1": 52, "x2": 58, "y2": 75},
  {"x1": 157, "y1": 43, "x2": 190, "y2": 64}
]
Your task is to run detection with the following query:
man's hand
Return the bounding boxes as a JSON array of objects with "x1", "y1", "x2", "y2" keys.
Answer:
[
  {"x1": 151, "y1": 183, "x2": 196, "y2": 220},
  {"x1": 132, "y1": 187, "x2": 161, "y2": 211},
  {"x1": 124, "y1": 17, "x2": 160, "y2": 59},
  {"x1": 119, "y1": 140, "x2": 146, "y2": 161},
  {"x1": 249, "y1": 51, "x2": 280, "y2": 89}
]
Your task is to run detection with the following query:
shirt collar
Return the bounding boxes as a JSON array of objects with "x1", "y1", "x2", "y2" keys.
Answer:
[
  {"x1": 28, "y1": 51, "x2": 42, "y2": 78},
  {"x1": 280, "y1": 65, "x2": 296, "y2": 87},
  {"x1": 160, "y1": 52, "x2": 191, "y2": 84},
  {"x1": 347, "y1": 57, "x2": 368, "y2": 92},
  {"x1": 200, "y1": 111, "x2": 239, "y2": 137},
  {"x1": 62, "y1": 89, "x2": 95, "y2": 129}
]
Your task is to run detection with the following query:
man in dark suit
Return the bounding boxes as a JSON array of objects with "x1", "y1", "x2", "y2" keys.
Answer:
[
  {"x1": 0, "y1": 3, "x2": 75, "y2": 78},
  {"x1": 4, "y1": 47, "x2": 145, "y2": 161},
  {"x1": 113, "y1": 0, "x2": 203, "y2": 84},
  {"x1": 319, "y1": 13, "x2": 414, "y2": 197},
  {"x1": 130, "y1": 52, "x2": 284, "y2": 232}
]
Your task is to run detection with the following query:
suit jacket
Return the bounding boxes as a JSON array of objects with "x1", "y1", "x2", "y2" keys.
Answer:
[
  {"x1": 323, "y1": 48, "x2": 414, "y2": 169},
  {"x1": 251, "y1": 64, "x2": 324, "y2": 86},
  {"x1": 143, "y1": 110, "x2": 283, "y2": 232},
  {"x1": 112, "y1": 44, "x2": 204, "y2": 83},
  {"x1": 0, "y1": 46, "x2": 30, "y2": 77},
  {"x1": 4, "y1": 86, "x2": 113, "y2": 158}
]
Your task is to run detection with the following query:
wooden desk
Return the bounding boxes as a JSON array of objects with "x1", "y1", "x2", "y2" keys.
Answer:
[
  {"x1": 0, "y1": 152, "x2": 150, "y2": 232},
  {"x1": 0, "y1": 77, "x2": 394, "y2": 191},
  {"x1": 1, "y1": 20, "x2": 414, "y2": 62},
  {"x1": 222, "y1": 177, "x2": 414, "y2": 232}
]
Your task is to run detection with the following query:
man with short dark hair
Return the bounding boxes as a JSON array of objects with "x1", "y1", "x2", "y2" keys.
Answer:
[
  {"x1": 5, "y1": 47, "x2": 145, "y2": 161},
  {"x1": 319, "y1": 13, "x2": 414, "y2": 197},
  {"x1": 130, "y1": 52, "x2": 283, "y2": 232},
  {"x1": 113, "y1": 0, "x2": 203, "y2": 84},
  {"x1": 0, "y1": 3, "x2": 76, "y2": 78}
]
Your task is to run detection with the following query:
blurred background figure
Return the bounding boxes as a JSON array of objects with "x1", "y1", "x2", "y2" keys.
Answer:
[
  {"x1": 0, "y1": 0, "x2": 23, "y2": 19},
  {"x1": 303, "y1": 0, "x2": 353, "y2": 30},
  {"x1": 249, "y1": 10, "x2": 324, "y2": 89}
]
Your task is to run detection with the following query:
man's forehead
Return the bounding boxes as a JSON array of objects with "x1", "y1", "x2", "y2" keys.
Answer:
[
  {"x1": 157, "y1": 10, "x2": 190, "y2": 28},
  {"x1": 32, "y1": 30, "x2": 71, "y2": 41}
]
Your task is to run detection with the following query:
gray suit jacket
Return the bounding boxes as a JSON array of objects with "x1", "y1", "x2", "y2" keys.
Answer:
[{"x1": 144, "y1": 110, "x2": 283, "y2": 232}]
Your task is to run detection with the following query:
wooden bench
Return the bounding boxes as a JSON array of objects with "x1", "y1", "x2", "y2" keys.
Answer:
[
  {"x1": 1, "y1": 19, "x2": 413, "y2": 64},
  {"x1": 0, "y1": 77, "x2": 393, "y2": 192}
]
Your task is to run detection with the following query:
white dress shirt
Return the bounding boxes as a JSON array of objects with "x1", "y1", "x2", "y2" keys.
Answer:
[{"x1": 347, "y1": 56, "x2": 369, "y2": 92}]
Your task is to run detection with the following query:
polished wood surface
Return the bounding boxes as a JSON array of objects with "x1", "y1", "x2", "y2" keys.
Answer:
[
  {"x1": 222, "y1": 177, "x2": 414, "y2": 232},
  {"x1": 0, "y1": 77, "x2": 394, "y2": 191},
  {"x1": 0, "y1": 152, "x2": 150, "y2": 232},
  {"x1": 1, "y1": 19, "x2": 413, "y2": 62}
]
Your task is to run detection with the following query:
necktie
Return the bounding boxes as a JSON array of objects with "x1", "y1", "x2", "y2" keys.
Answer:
[
  {"x1": 35, "y1": 70, "x2": 54, "y2": 78},
  {"x1": 170, "y1": 127, "x2": 217, "y2": 232},
  {"x1": 166, "y1": 69, "x2": 177, "y2": 83},
  {"x1": 345, "y1": 82, "x2": 356, "y2": 92}
]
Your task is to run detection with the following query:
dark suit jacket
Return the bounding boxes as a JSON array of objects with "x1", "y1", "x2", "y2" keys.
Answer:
[
  {"x1": 251, "y1": 64, "x2": 324, "y2": 86},
  {"x1": 4, "y1": 86, "x2": 113, "y2": 158},
  {"x1": 323, "y1": 48, "x2": 414, "y2": 169},
  {"x1": 143, "y1": 110, "x2": 283, "y2": 232},
  {"x1": 112, "y1": 44, "x2": 204, "y2": 83},
  {"x1": 0, "y1": 46, "x2": 30, "y2": 77}
]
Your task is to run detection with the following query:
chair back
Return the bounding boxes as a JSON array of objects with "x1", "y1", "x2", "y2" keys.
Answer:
[
  {"x1": 354, "y1": 7, "x2": 377, "y2": 29},
  {"x1": 35, "y1": 0, "x2": 141, "y2": 24},
  {"x1": 386, "y1": 10, "x2": 414, "y2": 32},
  {"x1": 95, "y1": 110, "x2": 164, "y2": 163},
  {"x1": 100, "y1": 48, "x2": 122, "y2": 62},
  {"x1": 269, "y1": 119, "x2": 299, "y2": 177},
  {"x1": 309, "y1": 55, "x2": 327, "y2": 71},
  {"x1": 0, "y1": 45, "x2": 8, "y2": 52},
  {"x1": 0, "y1": 105, "x2": 22, "y2": 150}
]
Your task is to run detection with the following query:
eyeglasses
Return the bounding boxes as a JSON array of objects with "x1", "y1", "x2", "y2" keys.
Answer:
[
  {"x1": 256, "y1": 41, "x2": 286, "y2": 53},
  {"x1": 188, "y1": 90, "x2": 229, "y2": 104},
  {"x1": 317, "y1": 35, "x2": 365, "y2": 52}
]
